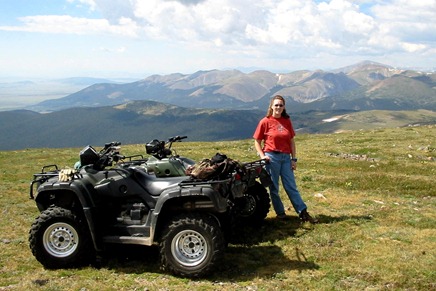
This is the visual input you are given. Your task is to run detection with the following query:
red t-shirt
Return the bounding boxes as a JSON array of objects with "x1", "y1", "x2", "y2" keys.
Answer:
[{"x1": 253, "y1": 116, "x2": 296, "y2": 154}]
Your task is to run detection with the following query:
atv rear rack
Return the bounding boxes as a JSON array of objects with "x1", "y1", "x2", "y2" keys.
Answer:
[{"x1": 242, "y1": 159, "x2": 268, "y2": 170}]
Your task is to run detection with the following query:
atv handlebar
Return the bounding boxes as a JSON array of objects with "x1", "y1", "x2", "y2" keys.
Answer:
[
  {"x1": 146, "y1": 135, "x2": 188, "y2": 159},
  {"x1": 168, "y1": 135, "x2": 187, "y2": 143},
  {"x1": 92, "y1": 142, "x2": 123, "y2": 170},
  {"x1": 101, "y1": 142, "x2": 121, "y2": 153}
]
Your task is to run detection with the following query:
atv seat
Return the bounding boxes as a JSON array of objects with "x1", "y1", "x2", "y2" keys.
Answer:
[{"x1": 133, "y1": 168, "x2": 189, "y2": 196}]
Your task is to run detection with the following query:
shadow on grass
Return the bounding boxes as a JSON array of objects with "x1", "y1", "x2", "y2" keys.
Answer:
[
  {"x1": 93, "y1": 217, "x2": 322, "y2": 280},
  {"x1": 95, "y1": 243, "x2": 319, "y2": 281},
  {"x1": 95, "y1": 244, "x2": 160, "y2": 274},
  {"x1": 228, "y1": 213, "x2": 373, "y2": 245},
  {"x1": 315, "y1": 214, "x2": 373, "y2": 224},
  {"x1": 228, "y1": 218, "x2": 300, "y2": 245},
  {"x1": 212, "y1": 245, "x2": 320, "y2": 280},
  {"x1": 91, "y1": 214, "x2": 371, "y2": 278}
]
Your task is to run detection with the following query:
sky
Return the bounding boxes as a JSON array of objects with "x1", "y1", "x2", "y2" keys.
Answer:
[{"x1": 0, "y1": 0, "x2": 435, "y2": 79}]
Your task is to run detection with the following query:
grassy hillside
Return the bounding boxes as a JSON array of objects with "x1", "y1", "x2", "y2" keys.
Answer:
[
  {"x1": 300, "y1": 109, "x2": 436, "y2": 133},
  {"x1": 0, "y1": 126, "x2": 435, "y2": 290},
  {"x1": 2, "y1": 104, "x2": 435, "y2": 150}
]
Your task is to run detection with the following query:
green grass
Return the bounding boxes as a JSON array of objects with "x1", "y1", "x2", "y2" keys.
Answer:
[{"x1": 1, "y1": 126, "x2": 435, "y2": 290}]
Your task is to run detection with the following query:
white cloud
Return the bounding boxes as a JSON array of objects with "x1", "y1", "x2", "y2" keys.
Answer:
[
  {"x1": 0, "y1": 0, "x2": 435, "y2": 77},
  {"x1": 365, "y1": 0, "x2": 436, "y2": 54},
  {"x1": 95, "y1": 46, "x2": 127, "y2": 53},
  {"x1": 67, "y1": 0, "x2": 97, "y2": 10},
  {"x1": 0, "y1": 15, "x2": 140, "y2": 37},
  {"x1": 2, "y1": 0, "x2": 435, "y2": 52}
]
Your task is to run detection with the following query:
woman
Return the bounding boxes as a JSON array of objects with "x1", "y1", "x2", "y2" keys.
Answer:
[{"x1": 253, "y1": 95, "x2": 318, "y2": 223}]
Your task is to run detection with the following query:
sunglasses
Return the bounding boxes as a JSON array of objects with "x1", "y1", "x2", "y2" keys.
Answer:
[{"x1": 273, "y1": 104, "x2": 284, "y2": 107}]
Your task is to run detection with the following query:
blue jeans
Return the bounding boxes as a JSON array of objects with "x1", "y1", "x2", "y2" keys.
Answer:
[{"x1": 265, "y1": 152, "x2": 307, "y2": 216}]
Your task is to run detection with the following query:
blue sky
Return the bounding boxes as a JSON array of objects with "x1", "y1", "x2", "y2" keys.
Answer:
[{"x1": 1, "y1": 0, "x2": 435, "y2": 79}]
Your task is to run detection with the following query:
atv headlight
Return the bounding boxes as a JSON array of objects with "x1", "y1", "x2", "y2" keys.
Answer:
[
  {"x1": 145, "y1": 139, "x2": 163, "y2": 154},
  {"x1": 79, "y1": 145, "x2": 99, "y2": 166}
]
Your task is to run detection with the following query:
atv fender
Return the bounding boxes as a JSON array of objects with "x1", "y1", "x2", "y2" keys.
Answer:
[
  {"x1": 34, "y1": 181, "x2": 104, "y2": 251},
  {"x1": 148, "y1": 184, "x2": 229, "y2": 241},
  {"x1": 154, "y1": 185, "x2": 228, "y2": 214}
]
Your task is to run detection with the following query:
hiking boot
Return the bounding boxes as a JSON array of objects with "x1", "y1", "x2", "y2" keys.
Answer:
[
  {"x1": 277, "y1": 213, "x2": 288, "y2": 220},
  {"x1": 299, "y1": 209, "x2": 319, "y2": 224}
]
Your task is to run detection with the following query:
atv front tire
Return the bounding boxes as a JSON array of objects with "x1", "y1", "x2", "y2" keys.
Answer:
[
  {"x1": 159, "y1": 213, "x2": 225, "y2": 277},
  {"x1": 29, "y1": 206, "x2": 94, "y2": 269}
]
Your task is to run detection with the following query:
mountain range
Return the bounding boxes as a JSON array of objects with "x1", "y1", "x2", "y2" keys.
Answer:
[
  {"x1": 27, "y1": 61, "x2": 436, "y2": 113},
  {"x1": 1, "y1": 61, "x2": 435, "y2": 150}
]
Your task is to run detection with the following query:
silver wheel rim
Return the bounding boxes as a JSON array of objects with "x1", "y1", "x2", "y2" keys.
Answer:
[
  {"x1": 171, "y1": 229, "x2": 208, "y2": 267},
  {"x1": 43, "y1": 222, "x2": 79, "y2": 258}
]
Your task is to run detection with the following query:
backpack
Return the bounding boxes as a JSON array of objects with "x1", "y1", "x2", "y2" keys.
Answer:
[{"x1": 186, "y1": 153, "x2": 241, "y2": 180}]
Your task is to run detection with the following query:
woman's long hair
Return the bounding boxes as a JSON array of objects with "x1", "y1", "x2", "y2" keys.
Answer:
[{"x1": 266, "y1": 95, "x2": 290, "y2": 118}]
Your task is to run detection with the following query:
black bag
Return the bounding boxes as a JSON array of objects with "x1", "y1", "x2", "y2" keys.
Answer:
[{"x1": 211, "y1": 153, "x2": 227, "y2": 164}]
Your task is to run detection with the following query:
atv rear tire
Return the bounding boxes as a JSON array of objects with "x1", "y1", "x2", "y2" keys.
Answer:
[
  {"x1": 29, "y1": 206, "x2": 94, "y2": 269},
  {"x1": 234, "y1": 181, "x2": 271, "y2": 224},
  {"x1": 159, "y1": 213, "x2": 225, "y2": 277}
]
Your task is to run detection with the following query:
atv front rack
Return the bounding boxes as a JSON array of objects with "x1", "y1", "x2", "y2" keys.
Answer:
[{"x1": 29, "y1": 164, "x2": 60, "y2": 199}]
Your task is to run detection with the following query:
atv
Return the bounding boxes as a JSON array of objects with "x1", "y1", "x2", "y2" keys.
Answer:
[
  {"x1": 28, "y1": 140, "x2": 271, "y2": 277},
  {"x1": 142, "y1": 135, "x2": 195, "y2": 177}
]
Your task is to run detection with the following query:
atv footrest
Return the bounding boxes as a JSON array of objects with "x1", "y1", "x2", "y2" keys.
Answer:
[{"x1": 103, "y1": 236, "x2": 153, "y2": 246}]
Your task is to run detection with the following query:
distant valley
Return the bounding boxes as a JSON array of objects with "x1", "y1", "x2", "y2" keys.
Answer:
[
  {"x1": 0, "y1": 77, "x2": 123, "y2": 111},
  {"x1": 1, "y1": 100, "x2": 435, "y2": 150}
]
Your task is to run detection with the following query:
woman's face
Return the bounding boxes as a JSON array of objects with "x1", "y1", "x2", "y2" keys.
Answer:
[{"x1": 271, "y1": 99, "x2": 285, "y2": 116}]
